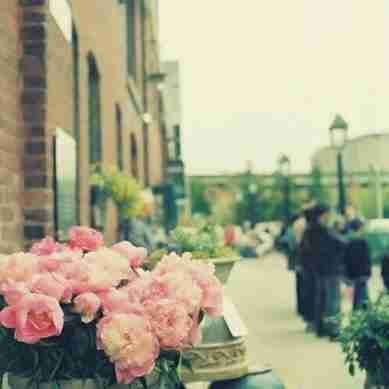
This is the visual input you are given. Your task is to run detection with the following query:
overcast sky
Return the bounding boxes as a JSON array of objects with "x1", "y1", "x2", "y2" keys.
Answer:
[{"x1": 159, "y1": 1, "x2": 389, "y2": 175}]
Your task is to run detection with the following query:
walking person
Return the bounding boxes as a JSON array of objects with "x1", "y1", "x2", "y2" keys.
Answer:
[
  {"x1": 343, "y1": 220, "x2": 372, "y2": 310},
  {"x1": 298, "y1": 205, "x2": 317, "y2": 331},
  {"x1": 303, "y1": 204, "x2": 345, "y2": 339}
]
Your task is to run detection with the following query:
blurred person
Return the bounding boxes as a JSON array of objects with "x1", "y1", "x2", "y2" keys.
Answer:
[
  {"x1": 343, "y1": 205, "x2": 363, "y2": 236},
  {"x1": 291, "y1": 211, "x2": 307, "y2": 317},
  {"x1": 302, "y1": 204, "x2": 345, "y2": 339},
  {"x1": 298, "y1": 205, "x2": 317, "y2": 330},
  {"x1": 381, "y1": 254, "x2": 389, "y2": 291},
  {"x1": 343, "y1": 219, "x2": 371, "y2": 310}
]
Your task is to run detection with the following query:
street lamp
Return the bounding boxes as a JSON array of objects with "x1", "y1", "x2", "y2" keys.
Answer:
[
  {"x1": 278, "y1": 154, "x2": 291, "y2": 224},
  {"x1": 329, "y1": 114, "x2": 348, "y2": 215}
]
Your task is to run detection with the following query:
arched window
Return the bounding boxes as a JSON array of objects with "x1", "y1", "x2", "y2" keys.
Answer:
[
  {"x1": 130, "y1": 133, "x2": 139, "y2": 180},
  {"x1": 88, "y1": 54, "x2": 103, "y2": 229},
  {"x1": 88, "y1": 54, "x2": 102, "y2": 164},
  {"x1": 125, "y1": 0, "x2": 137, "y2": 80},
  {"x1": 116, "y1": 104, "x2": 124, "y2": 170}
]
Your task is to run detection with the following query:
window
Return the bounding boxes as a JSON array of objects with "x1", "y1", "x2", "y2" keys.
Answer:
[
  {"x1": 125, "y1": 0, "x2": 137, "y2": 79},
  {"x1": 174, "y1": 125, "x2": 182, "y2": 159},
  {"x1": 116, "y1": 104, "x2": 124, "y2": 170},
  {"x1": 88, "y1": 54, "x2": 102, "y2": 164},
  {"x1": 130, "y1": 133, "x2": 139, "y2": 179},
  {"x1": 72, "y1": 25, "x2": 80, "y2": 223}
]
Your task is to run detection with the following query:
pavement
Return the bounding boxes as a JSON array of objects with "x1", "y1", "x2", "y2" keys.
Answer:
[{"x1": 225, "y1": 253, "x2": 383, "y2": 389}]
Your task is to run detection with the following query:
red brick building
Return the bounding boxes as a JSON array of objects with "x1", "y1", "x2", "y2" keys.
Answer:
[{"x1": 0, "y1": 0, "x2": 166, "y2": 251}]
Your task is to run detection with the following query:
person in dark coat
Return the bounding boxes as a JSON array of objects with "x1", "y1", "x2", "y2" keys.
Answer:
[
  {"x1": 381, "y1": 254, "x2": 389, "y2": 291},
  {"x1": 343, "y1": 220, "x2": 372, "y2": 310},
  {"x1": 303, "y1": 204, "x2": 346, "y2": 338},
  {"x1": 298, "y1": 205, "x2": 317, "y2": 331}
]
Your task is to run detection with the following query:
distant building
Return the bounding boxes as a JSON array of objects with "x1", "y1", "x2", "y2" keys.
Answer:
[{"x1": 312, "y1": 132, "x2": 389, "y2": 174}]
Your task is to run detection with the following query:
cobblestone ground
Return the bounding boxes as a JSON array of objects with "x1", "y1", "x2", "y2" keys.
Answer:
[{"x1": 226, "y1": 253, "x2": 383, "y2": 389}]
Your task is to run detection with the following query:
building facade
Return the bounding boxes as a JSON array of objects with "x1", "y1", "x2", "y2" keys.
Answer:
[
  {"x1": 161, "y1": 61, "x2": 187, "y2": 228},
  {"x1": 312, "y1": 132, "x2": 389, "y2": 174},
  {"x1": 0, "y1": 0, "x2": 166, "y2": 251}
]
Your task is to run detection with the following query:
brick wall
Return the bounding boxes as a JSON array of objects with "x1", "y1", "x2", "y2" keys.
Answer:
[
  {"x1": 0, "y1": 0, "x2": 24, "y2": 253},
  {"x1": 70, "y1": 1, "x2": 146, "y2": 243}
]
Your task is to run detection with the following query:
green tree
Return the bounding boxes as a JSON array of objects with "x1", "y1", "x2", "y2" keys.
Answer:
[
  {"x1": 190, "y1": 179, "x2": 211, "y2": 216},
  {"x1": 310, "y1": 165, "x2": 329, "y2": 204}
]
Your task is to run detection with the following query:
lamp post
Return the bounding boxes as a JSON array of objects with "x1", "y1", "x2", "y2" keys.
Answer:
[
  {"x1": 329, "y1": 114, "x2": 348, "y2": 215},
  {"x1": 278, "y1": 154, "x2": 291, "y2": 224}
]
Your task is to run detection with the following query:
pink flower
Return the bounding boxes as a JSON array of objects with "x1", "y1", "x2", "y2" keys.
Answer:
[
  {"x1": 97, "y1": 313, "x2": 159, "y2": 384},
  {"x1": 111, "y1": 242, "x2": 147, "y2": 268},
  {"x1": 145, "y1": 299, "x2": 193, "y2": 350},
  {"x1": 38, "y1": 249, "x2": 82, "y2": 273},
  {"x1": 0, "y1": 293, "x2": 64, "y2": 344},
  {"x1": 98, "y1": 289, "x2": 130, "y2": 314},
  {"x1": 0, "y1": 253, "x2": 39, "y2": 286},
  {"x1": 83, "y1": 248, "x2": 135, "y2": 292},
  {"x1": 0, "y1": 282, "x2": 30, "y2": 305},
  {"x1": 30, "y1": 273, "x2": 72, "y2": 303},
  {"x1": 30, "y1": 237, "x2": 64, "y2": 257},
  {"x1": 74, "y1": 292, "x2": 101, "y2": 323},
  {"x1": 152, "y1": 252, "x2": 193, "y2": 277},
  {"x1": 159, "y1": 271, "x2": 203, "y2": 315},
  {"x1": 190, "y1": 270, "x2": 223, "y2": 318},
  {"x1": 126, "y1": 273, "x2": 169, "y2": 305},
  {"x1": 68, "y1": 226, "x2": 104, "y2": 252}
]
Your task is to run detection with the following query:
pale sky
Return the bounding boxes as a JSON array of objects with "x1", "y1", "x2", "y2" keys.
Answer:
[{"x1": 159, "y1": 1, "x2": 389, "y2": 175}]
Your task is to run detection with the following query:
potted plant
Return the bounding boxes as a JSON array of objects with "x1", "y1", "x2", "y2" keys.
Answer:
[
  {"x1": 90, "y1": 167, "x2": 144, "y2": 235},
  {"x1": 150, "y1": 224, "x2": 239, "y2": 285},
  {"x1": 339, "y1": 294, "x2": 389, "y2": 389},
  {"x1": 0, "y1": 226, "x2": 224, "y2": 388}
]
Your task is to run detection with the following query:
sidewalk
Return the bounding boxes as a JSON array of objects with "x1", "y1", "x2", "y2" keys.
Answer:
[{"x1": 225, "y1": 254, "x2": 379, "y2": 389}]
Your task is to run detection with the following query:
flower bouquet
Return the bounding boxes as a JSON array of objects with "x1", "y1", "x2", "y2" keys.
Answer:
[{"x1": 0, "y1": 227, "x2": 223, "y2": 388}]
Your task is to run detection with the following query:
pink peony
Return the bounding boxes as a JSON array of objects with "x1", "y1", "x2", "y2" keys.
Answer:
[
  {"x1": 145, "y1": 299, "x2": 193, "y2": 350},
  {"x1": 111, "y1": 242, "x2": 147, "y2": 268},
  {"x1": 98, "y1": 289, "x2": 131, "y2": 314},
  {"x1": 0, "y1": 253, "x2": 39, "y2": 286},
  {"x1": 38, "y1": 249, "x2": 82, "y2": 273},
  {"x1": 152, "y1": 252, "x2": 193, "y2": 277},
  {"x1": 97, "y1": 313, "x2": 159, "y2": 384},
  {"x1": 0, "y1": 293, "x2": 64, "y2": 344},
  {"x1": 30, "y1": 273, "x2": 73, "y2": 303},
  {"x1": 30, "y1": 237, "x2": 64, "y2": 257},
  {"x1": 189, "y1": 268, "x2": 223, "y2": 318},
  {"x1": 68, "y1": 226, "x2": 104, "y2": 252},
  {"x1": 0, "y1": 282, "x2": 30, "y2": 306},
  {"x1": 56, "y1": 260, "x2": 90, "y2": 295},
  {"x1": 74, "y1": 292, "x2": 101, "y2": 323},
  {"x1": 159, "y1": 271, "x2": 203, "y2": 315},
  {"x1": 126, "y1": 273, "x2": 168, "y2": 305},
  {"x1": 83, "y1": 248, "x2": 136, "y2": 292}
]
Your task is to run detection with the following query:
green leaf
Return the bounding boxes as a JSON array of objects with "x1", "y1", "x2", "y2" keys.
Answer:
[{"x1": 139, "y1": 376, "x2": 148, "y2": 389}]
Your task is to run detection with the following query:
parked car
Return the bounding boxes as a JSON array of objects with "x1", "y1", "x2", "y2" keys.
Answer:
[{"x1": 363, "y1": 219, "x2": 389, "y2": 263}]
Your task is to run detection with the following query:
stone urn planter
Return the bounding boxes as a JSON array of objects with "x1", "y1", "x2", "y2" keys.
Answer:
[
  {"x1": 208, "y1": 257, "x2": 240, "y2": 285},
  {"x1": 182, "y1": 316, "x2": 249, "y2": 383}
]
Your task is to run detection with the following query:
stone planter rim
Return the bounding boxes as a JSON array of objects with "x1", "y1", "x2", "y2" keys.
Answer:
[{"x1": 206, "y1": 257, "x2": 241, "y2": 265}]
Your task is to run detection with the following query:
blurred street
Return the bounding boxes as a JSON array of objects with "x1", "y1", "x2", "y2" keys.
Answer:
[{"x1": 226, "y1": 253, "x2": 384, "y2": 389}]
